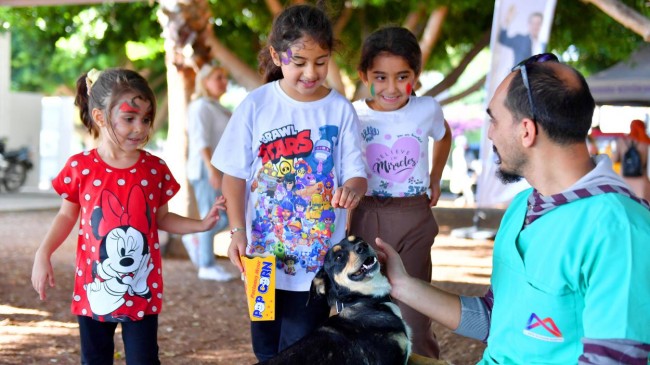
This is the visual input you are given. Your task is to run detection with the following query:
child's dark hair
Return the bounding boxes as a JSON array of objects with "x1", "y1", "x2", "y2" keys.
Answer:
[
  {"x1": 74, "y1": 68, "x2": 157, "y2": 139},
  {"x1": 258, "y1": 3, "x2": 334, "y2": 83},
  {"x1": 358, "y1": 26, "x2": 422, "y2": 76}
]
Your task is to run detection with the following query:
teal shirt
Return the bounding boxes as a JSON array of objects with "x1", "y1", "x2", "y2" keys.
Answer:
[{"x1": 480, "y1": 189, "x2": 650, "y2": 364}]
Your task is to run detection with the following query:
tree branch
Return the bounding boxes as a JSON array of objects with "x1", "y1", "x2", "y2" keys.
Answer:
[
  {"x1": 201, "y1": 27, "x2": 262, "y2": 90},
  {"x1": 403, "y1": 6, "x2": 425, "y2": 34},
  {"x1": 439, "y1": 74, "x2": 486, "y2": 106},
  {"x1": 327, "y1": 4, "x2": 354, "y2": 96},
  {"x1": 423, "y1": 29, "x2": 490, "y2": 98},
  {"x1": 333, "y1": 5, "x2": 354, "y2": 36},
  {"x1": 265, "y1": 0, "x2": 283, "y2": 17},
  {"x1": 419, "y1": 6, "x2": 448, "y2": 67},
  {"x1": 581, "y1": 0, "x2": 650, "y2": 41}
]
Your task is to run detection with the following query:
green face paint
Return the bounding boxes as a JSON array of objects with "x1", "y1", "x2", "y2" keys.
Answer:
[{"x1": 370, "y1": 83, "x2": 375, "y2": 97}]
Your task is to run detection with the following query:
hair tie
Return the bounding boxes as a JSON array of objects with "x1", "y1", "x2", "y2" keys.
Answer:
[{"x1": 86, "y1": 68, "x2": 102, "y2": 95}]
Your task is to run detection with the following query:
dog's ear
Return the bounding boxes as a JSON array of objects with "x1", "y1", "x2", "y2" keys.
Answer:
[{"x1": 309, "y1": 267, "x2": 329, "y2": 304}]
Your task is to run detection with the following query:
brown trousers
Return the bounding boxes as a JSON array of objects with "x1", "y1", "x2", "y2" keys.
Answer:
[{"x1": 348, "y1": 194, "x2": 440, "y2": 359}]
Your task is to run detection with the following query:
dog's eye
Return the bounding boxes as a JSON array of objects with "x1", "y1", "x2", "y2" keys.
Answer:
[{"x1": 335, "y1": 254, "x2": 342, "y2": 262}]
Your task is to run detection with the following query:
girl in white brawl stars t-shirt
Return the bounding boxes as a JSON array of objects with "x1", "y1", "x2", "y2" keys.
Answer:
[
  {"x1": 212, "y1": 4, "x2": 367, "y2": 362},
  {"x1": 349, "y1": 26, "x2": 452, "y2": 360},
  {"x1": 31, "y1": 68, "x2": 225, "y2": 365}
]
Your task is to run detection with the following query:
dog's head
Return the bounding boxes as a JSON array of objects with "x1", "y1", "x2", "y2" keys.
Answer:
[{"x1": 311, "y1": 236, "x2": 391, "y2": 306}]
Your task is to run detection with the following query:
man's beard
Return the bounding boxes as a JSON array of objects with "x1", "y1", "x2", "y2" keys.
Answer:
[
  {"x1": 495, "y1": 169, "x2": 523, "y2": 184},
  {"x1": 493, "y1": 146, "x2": 523, "y2": 184}
]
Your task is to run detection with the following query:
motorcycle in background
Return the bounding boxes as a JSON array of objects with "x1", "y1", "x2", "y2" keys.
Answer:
[{"x1": 0, "y1": 137, "x2": 34, "y2": 192}]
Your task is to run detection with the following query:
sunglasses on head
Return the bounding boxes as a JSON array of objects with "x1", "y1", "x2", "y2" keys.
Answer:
[{"x1": 511, "y1": 53, "x2": 559, "y2": 123}]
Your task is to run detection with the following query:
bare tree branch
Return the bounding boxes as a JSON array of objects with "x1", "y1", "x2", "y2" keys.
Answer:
[
  {"x1": 265, "y1": 0, "x2": 283, "y2": 17},
  {"x1": 201, "y1": 27, "x2": 262, "y2": 90},
  {"x1": 333, "y1": 5, "x2": 354, "y2": 36},
  {"x1": 582, "y1": 0, "x2": 650, "y2": 41},
  {"x1": 327, "y1": 4, "x2": 355, "y2": 96},
  {"x1": 439, "y1": 75, "x2": 487, "y2": 106},
  {"x1": 423, "y1": 29, "x2": 491, "y2": 98},
  {"x1": 419, "y1": 6, "x2": 448, "y2": 66},
  {"x1": 403, "y1": 6, "x2": 425, "y2": 33}
]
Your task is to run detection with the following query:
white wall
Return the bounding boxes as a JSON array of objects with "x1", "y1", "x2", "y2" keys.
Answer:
[
  {"x1": 40, "y1": 96, "x2": 78, "y2": 190},
  {"x1": 1, "y1": 32, "x2": 44, "y2": 190},
  {"x1": 8, "y1": 92, "x2": 43, "y2": 189},
  {"x1": 0, "y1": 33, "x2": 10, "y2": 141}
]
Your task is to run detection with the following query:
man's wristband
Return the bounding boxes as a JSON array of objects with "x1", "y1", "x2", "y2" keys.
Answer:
[{"x1": 230, "y1": 227, "x2": 245, "y2": 236}]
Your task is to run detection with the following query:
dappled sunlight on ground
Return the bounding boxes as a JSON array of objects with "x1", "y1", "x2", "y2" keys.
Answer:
[
  {"x1": 1, "y1": 208, "x2": 493, "y2": 364},
  {"x1": 432, "y1": 234, "x2": 493, "y2": 286}
]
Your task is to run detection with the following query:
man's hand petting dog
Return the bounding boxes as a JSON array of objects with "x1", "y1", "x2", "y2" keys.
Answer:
[{"x1": 256, "y1": 236, "x2": 411, "y2": 365}]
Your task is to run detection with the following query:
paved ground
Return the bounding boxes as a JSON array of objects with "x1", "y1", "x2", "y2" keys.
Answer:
[{"x1": 0, "y1": 190, "x2": 63, "y2": 212}]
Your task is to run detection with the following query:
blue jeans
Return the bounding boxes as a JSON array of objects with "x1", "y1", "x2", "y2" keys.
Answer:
[
  {"x1": 251, "y1": 289, "x2": 330, "y2": 361},
  {"x1": 189, "y1": 176, "x2": 229, "y2": 268},
  {"x1": 77, "y1": 315, "x2": 160, "y2": 365}
]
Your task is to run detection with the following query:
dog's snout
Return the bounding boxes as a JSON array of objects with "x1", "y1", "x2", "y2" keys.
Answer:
[{"x1": 354, "y1": 241, "x2": 368, "y2": 254}]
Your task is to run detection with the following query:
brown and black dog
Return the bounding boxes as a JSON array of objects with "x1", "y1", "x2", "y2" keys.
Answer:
[{"x1": 257, "y1": 235, "x2": 411, "y2": 365}]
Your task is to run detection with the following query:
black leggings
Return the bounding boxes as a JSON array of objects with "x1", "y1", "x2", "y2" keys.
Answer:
[{"x1": 77, "y1": 314, "x2": 160, "y2": 365}]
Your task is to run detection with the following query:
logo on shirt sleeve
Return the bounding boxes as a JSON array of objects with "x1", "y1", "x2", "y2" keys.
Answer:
[{"x1": 523, "y1": 313, "x2": 564, "y2": 342}]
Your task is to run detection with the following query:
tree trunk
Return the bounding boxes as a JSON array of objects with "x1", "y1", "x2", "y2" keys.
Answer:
[
  {"x1": 419, "y1": 6, "x2": 448, "y2": 67},
  {"x1": 582, "y1": 0, "x2": 650, "y2": 41},
  {"x1": 156, "y1": 0, "x2": 208, "y2": 219}
]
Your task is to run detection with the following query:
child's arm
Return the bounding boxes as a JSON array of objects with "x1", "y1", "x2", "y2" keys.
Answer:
[
  {"x1": 331, "y1": 176, "x2": 367, "y2": 209},
  {"x1": 429, "y1": 120, "x2": 452, "y2": 207},
  {"x1": 156, "y1": 195, "x2": 225, "y2": 234},
  {"x1": 32, "y1": 199, "x2": 80, "y2": 301},
  {"x1": 222, "y1": 174, "x2": 247, "y2": 273}
]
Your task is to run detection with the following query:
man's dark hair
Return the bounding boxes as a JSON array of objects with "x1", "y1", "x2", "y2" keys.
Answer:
[{"x1": 506, "y1": 63, "x2": 595, "y2": 144}]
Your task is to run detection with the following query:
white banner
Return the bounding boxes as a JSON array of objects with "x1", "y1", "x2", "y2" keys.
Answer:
[{"x1": 476, "y1": 0, "x2": 558, "y2": 207}]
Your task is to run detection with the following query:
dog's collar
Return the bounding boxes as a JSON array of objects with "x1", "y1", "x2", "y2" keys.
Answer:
[
  {"x1": 335, "y1": 295, "x2": 392, "y2": 314},
  {"x1": 335, "y1": 300, "x2": 345, "y2": 313}
]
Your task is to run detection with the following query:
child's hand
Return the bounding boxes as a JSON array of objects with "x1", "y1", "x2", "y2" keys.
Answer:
[
  {"x1": 227, "y1": 232, "x2": 248, "y2": 273},
  {"x1": 429, "y1": 181, "x2": 442, "y2": 207},
  {"x1": 201, "y1": 196, "x2": 226, "y2": 231},
  {"x1": 331, "y1": 186, "x2": 361, "y2": 209},
  {"x1": 31, "y1": 252, "x2": 55, "y2": 301}
]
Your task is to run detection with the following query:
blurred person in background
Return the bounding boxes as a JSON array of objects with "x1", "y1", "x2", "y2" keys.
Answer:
[{"x1": 184, "y1": 63, "x2": 234, "y2": 281}]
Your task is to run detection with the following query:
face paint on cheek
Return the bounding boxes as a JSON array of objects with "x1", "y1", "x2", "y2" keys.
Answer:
[
  {"x1": 370, "y1": 83, "x2": 375, "y2": 97},
  {"x1": 281, "y1": 49, "x2": 293, "y2": 65},
  {"x1": 119, "y1": 102, "x2": 139, "y2": 113},
  {"x1": 406, "y1": 83, "x2": 412, "y2": 95}
]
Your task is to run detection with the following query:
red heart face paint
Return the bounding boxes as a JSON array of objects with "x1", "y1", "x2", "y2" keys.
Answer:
[
  {"x1": 406, "y1": 83, "x2": 412, "y2": 95},
  {"x1": 119, "y1": 102, "x2": 140, "y2": 113}
]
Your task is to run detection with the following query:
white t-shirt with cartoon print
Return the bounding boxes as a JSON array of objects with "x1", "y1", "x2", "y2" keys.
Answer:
[
  {"x1": 212, "y1": 81, "x2": 366, "y2": 291},
  {"x1": 353, "y1": 96, "x2": 446, "y2": 197}
]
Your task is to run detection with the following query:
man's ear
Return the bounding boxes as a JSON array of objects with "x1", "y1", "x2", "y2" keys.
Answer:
[
  {"x1": 521, "y1": 117, "x2": 537, "y2": 147},
  {"x1": 269, "y1": 46, "x2": 281, "y2": 67},
  {"x1": 91, "y1": 108, "x2": 105, "y2": 127}
]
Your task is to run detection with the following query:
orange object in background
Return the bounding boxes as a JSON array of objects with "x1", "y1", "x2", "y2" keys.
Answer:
[{"x1": 629, "y1": 119, "x2": 650, "y2": 144}]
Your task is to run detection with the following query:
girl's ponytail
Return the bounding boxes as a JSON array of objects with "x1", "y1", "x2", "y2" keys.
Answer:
[{"x1": 74, "y1": 73, "x2": 99, "y2": 138}]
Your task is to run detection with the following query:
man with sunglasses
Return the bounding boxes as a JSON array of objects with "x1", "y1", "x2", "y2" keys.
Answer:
[{"x1": 376, "y1": 54, "x2": 650, "y2": 364}]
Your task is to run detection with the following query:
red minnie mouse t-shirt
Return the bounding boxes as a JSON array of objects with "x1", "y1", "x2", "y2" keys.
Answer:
[{"x1": 51, "y1": 149, "x2": 180, "y2": 322}]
